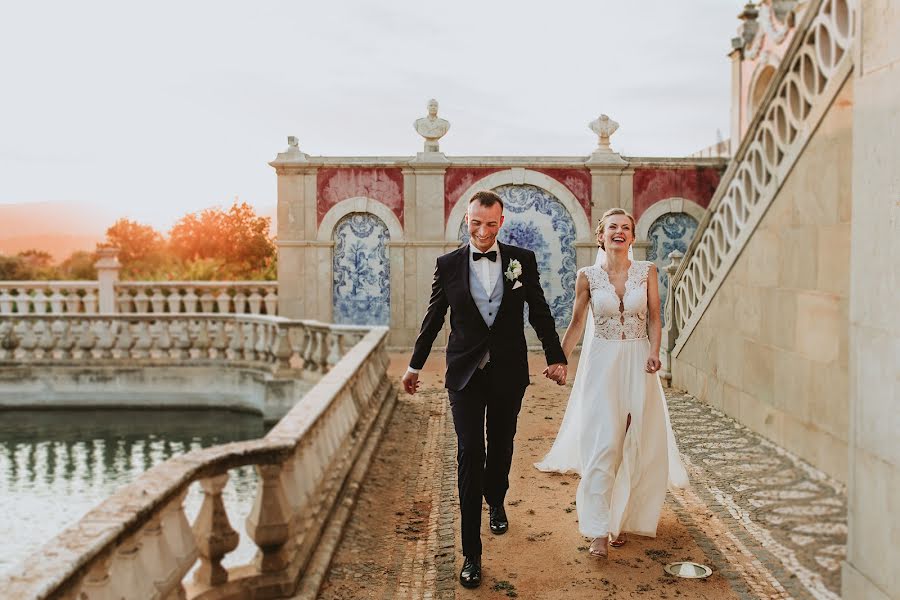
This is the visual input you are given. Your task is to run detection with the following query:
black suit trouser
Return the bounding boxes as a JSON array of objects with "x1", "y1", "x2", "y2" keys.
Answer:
[{"x1": 448, "y1": 362, "x2": 525, "y2": 558}]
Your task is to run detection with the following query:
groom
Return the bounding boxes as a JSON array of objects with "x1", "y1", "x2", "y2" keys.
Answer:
[{"x1": 401, "y1": 190, "x2": 567, "y2": 589}]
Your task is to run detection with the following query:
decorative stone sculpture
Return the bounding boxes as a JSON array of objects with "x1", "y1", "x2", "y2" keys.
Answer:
[
  {"x1": 589, "y1": 114, "x2": 620, "y2": 152},
  {"x1": 414, "y1": 99, "x2": 450, "y2": 153}
]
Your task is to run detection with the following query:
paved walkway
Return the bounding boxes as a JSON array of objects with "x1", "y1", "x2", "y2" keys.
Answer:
[{"x1": 317, "y1": 352, "x2": 847, "y2": 599}]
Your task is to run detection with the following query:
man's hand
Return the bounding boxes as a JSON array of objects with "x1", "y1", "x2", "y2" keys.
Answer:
[
  {"x1": 542, "y1": 363, "x2": 568, "y2": 386},
  {"x1": 401, "y1": 370, "x2": 421, "y2": 395}
]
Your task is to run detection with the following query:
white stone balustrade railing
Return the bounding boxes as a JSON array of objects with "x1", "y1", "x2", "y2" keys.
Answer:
[
  {"x1": 0, "y1": 280, "x2": 278, "y2": 315},
  {"x1": 0, "y1": 314, "x2": 366, "y2": 377},
  {"x1": 116, "y1": 281, "x2": 279, "y2": 315},
  {"x1": 0, "y1": 281, "x2": 100, "y2": 314},
  {"x1": 0, "y1": 325, "x2": 395, "y2": 600},
  {"x1": 667, "y1": 0, "x2": 855, "y2": 355}
]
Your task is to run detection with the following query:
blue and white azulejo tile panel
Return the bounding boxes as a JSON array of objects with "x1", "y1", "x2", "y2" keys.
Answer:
[
  {"x1": 332, "y1": 213, "x2": 390, "y2": 326},
  {"x1": 458, "y1": 184, "x2": 577, "y2": 328},
  {"x1": 646, "y1": 212, "x2": 699, "y2": 324}
]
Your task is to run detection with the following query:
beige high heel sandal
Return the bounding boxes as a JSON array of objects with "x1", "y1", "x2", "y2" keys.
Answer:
[{"x1": 588, "y1": 536, "x2": 608, "y2": 559}]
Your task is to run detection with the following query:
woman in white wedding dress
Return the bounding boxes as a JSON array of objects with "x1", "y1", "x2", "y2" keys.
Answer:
[{"x1": 535, "y1": 208, "x2": 688, "y2": 558}]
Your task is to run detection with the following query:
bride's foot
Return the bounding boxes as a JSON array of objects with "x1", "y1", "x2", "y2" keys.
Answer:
[
  {"x1": 609, "y1": 533, "x2": 626, "y2": 548},
  {"x1": 588, "y1": 536, "x2": 608, "y2": 559}
]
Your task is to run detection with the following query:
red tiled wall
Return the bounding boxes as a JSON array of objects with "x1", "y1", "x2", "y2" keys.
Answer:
[{"x1": 317, "y1": 167, "x2": 404, "y2": 227}]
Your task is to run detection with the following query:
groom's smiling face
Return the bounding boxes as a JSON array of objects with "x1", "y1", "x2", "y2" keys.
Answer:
[{"x1": 466, "y1": 201, "x2": 505, "y2": 252}]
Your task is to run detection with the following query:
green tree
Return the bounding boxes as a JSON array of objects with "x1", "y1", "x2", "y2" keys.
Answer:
[
  {"x1": 59, "y1": 250, "x2": 98, "y2": 280},
  {"x1": 104, "y1": 219, "x2": 168, "y2": 278},
  {"x1": 168, "y1": 202, "x2": 275, "y2": 279}
]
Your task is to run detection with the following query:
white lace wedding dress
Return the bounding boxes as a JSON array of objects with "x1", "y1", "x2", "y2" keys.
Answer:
[{"x1": 534, "y1": 259, "x2": 688, "y2": 539}]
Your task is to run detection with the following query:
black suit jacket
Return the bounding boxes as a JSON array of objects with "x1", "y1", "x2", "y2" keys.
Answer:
[{"x1": 409, "y1": 242, "x2": 566, "y2": 392}]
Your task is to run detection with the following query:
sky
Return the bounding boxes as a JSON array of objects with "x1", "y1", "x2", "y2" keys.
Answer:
[{"x1": 0, "y1": 0, "x2": 740, "y2": 232}]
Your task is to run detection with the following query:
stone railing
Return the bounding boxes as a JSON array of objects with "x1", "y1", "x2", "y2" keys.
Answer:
[
  {"x1": 666, "y1": 0, "x2": 855, "y2": 355},
  {"x1": 115, "y1": 282, "x2": 278, "y2": 315},
  {"x1": 0, "y1": 314, "x2": 364, "y2": 377},
  {"x1": 0, "y1": 281, "x2": 278, "y2": 315},
  {"x1": 0, "y1": 325, "x2": 396, "y2": 600},
  {"x1": 0, "y1": 281, "x2": 101, "y2": 315}
]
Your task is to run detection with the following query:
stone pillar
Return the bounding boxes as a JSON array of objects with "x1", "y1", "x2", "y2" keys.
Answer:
[
  {"x1": 269, "y1": 137, "x2": 320, "y2": 320},
  {"x1": 94, "y1": 246, "x2": 120, "y2": 315},
  {"x1": 843, "y1": 3, "x2": 900, "y2": 598},
  {"x1": 586, "y1": 157, "x2": 631, "y2": 232},
  {"x1": 729, "y1": 46, "x2": 744, "y2": 147},
  {"x1": 659, "y1": 250, "x2": 683, "y2": 386},
  {"x1": 400, "y1": 152, "x2": 450, "y2": 347}
]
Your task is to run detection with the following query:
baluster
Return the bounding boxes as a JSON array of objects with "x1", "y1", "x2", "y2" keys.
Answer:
[
  {"x1": 76, "y1": 550, "x2": 115, "y2": 600},
  {"x1": 0, "y1": 287, "x2": 12, "y2": 314},
  {"x1": 108, "y1": 538, "x2": 148, "y2": 599},
  {"x1": 316, "y1": 330, "x2": 330, "y2": 372},
  {"x1": 82, "y1": 288, "x2": 98, "y2": 313},
  {"x1": 247, "y1": 288, "x2": 262, "y2": 314},
  {"x1": 0, "y1": 320, "x2": 18, "y2": 361},
  {"x1": 32, "y1": 288, "x2": 49, "y2": 314},
  {"x1": 326, "y1": 332, "x2": 341, "y2": 366},
  {"x1": 253, "y1": 322, "x2": 268, "y2": 363},
  {"x1": 242, "y1": 321, "x2": 257, "y2": 361},
  {"x1": 166, "y1": 288, "x2": 182, "y2": 313},
  {"x1": 114, "y1": 320, "x2": 135, "y2": 359},
  {"x1": 49, "y1": 287, "x2": 66, "y2": 313},
  {"x1": 171, "y1": 320, "x2": 191, "y2": 360},
  {"x1": 182, "y1": 286, "x2": 199, "y2": 312},
  {"x1": 19, "y1": 320, "x2": 38, "y2": 360},
  {"x1": 263, "y1": 287, "x2": 277, "y2": 315},
  {"x1": 14, "y1": 288, "x2": 31, "y2": 314},
  {"x1": 200, "y1": 288, "x2": 215, "y2": 312},
  {"x1": 215, "y1": 290, "x2": 230, "y2": 314},
  {"x1": 150, "y1": 288, "x2": 166, "y2": 313},
  {"x1": 95, "y1": 320, "x2": 116, "y2": 359},
  {"x1": 232, "y1": 291, "x2": 247, "y2": 314},
  {"x1": 210, "y1": 320, "x2": 229, "y2": 359},
  {"x1": 132, "y1": 321, "x2": 152, "y2": 359},
  {"x1": 134, "y1": 288, "x2": 150, "y2": 312},
  {"x1": 660, "y1": 251, "x2": 684, "y2": 385},
  {"x1": 193, "y1": 474, "x2": 239, "y2": 586},
  {"x1": 160, "y1": 489, "x2": 198, "y2": 599},
  {"x1": 193, "y1": 319, "x2": 211, "y2": 360},
  {"x1": 37, "y1": 320, "x2": 55, "y2": 359},
  {"x1": 246, "y1": 463, "x2": 292, "y2": 572},
  {"x1": 66, "y1": 287, "x2": 83, "y2": 314},
  {"x1": 154, "y1": 321, "x2": 172, "y2": 359},
  {"x1": 116, "y1": 287, "x2": 132, "y2": 313}
]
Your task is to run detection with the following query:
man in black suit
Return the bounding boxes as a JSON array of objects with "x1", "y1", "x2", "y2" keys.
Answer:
[{"x1": 401, "y1": 190, "x2": 567, "y2": 589}]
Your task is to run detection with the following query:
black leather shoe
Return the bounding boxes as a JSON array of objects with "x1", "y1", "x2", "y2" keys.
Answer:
[
  {"x1": 489, "y1": 504, "x2": 509, "y2": 535},
  {"x1": 459, "y1": 555, "x2": 482, "y2": 588}
]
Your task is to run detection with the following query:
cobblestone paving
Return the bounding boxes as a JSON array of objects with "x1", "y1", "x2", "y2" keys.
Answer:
[
  {"x1": 666, "y1": 390, "x2": 847, "y2": 600},
  {"x1": 318, "y1": 354, "x2": 847, "y2": 599}
]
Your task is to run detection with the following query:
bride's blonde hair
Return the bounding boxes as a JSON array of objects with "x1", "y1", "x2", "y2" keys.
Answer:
[{"x1": 596, "y1": 208, "x2": 636, "y2": 249}]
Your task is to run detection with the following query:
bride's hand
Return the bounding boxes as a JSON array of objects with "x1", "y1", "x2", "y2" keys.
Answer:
[{"x1": 645, "y1": 354, "x2": 661, "y2": 373}]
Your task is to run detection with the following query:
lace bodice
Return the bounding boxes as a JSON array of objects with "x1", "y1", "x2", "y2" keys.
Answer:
[{"x1": 579, "y1": 261, "x2": 653, "y2": 340}]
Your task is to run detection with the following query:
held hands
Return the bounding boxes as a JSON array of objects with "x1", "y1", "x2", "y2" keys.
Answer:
[
  {"x1": 401, "y1": 371, "x2": 421, "y2": 395},
  {"x1": 542, "y1": 363, "x2": 567, "y2": 386},
  {"x1": 645, "y1": 353, "x2": 661, "y2": 374}
]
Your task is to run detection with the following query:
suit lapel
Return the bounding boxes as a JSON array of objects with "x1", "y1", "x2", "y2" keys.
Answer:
[
  {"x1": 495, "y1": 243, "x2": 516, "y2": 321},
  {"x1": 457, "y1": 244, "x2": 486, "y2": 323}
]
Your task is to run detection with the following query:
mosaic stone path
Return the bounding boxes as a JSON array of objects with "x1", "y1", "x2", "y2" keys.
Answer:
[
  {"x1": 666, "y1": 391, "x2": 847, "y2": 600},
  {"x1": 317, "y1": 354, "x2": 847, "y2": 599}
]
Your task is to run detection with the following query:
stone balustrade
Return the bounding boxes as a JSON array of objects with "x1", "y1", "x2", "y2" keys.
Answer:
[
  {"x1": 667, "y1": 0, "x2": 855, "y2": 355},
  {"x1": 0, "y1": 314, "x2": 365, "y2": 377},
  {"x1": 0, "y1": 325, "x2": 395, "y2": 600},
  {"x1": 0, "y1": 281, "x2": 278, "y2": 315},
  {"x1": 116, "y1": 281, "x2": 279, "y2": 315},
  {"x1": 0, "y1": 281, "x2": 100, "y2": 314}
]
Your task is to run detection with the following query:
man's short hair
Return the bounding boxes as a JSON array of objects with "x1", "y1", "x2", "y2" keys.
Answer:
[{"x1": 468, "y1": 190, "x2": 504, "y2": 210}]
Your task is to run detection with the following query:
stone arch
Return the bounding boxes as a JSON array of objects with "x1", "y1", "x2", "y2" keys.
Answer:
[
  {"x1": 444, "y1": 169, "x2": 591, "y2": 242},
  {"x1": 635, "y1": 197, "x2": 706, "y2": 242},
  {"x1": 748, "y1": 54, "x2": 780, "y2": 120},
  {"x1": 318, "y1": 196, "x2": 404, "y2": 242}
]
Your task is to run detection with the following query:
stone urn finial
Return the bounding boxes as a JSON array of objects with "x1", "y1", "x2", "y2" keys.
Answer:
[
  {"x1": 414, "y1": 98, "x2": 450, "y2": 153},
  {"x1": 589, "y1": 114, "x2": 620, "y2": 152}
]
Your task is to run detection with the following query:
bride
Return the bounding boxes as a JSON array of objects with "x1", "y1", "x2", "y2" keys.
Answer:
[{"x1": 536, "y1": 207, "x2": 688, "y2": 558}]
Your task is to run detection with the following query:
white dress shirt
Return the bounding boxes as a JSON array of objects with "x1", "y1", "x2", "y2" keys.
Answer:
[{"x1": 406, "y1": 241, "x2": 501, "y2": 375}]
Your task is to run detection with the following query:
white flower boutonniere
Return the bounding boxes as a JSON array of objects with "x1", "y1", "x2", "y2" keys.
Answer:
[{"x1": 505, "y1": 259, "x2": 523, "y2": 282}]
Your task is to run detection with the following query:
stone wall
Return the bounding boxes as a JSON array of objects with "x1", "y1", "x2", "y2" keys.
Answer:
[
  {"x1": 272, "y1": 149, "x2": 725, "y2": 348},
  {"x1": 843, "y1": 1, "x2": 900, "y2": 597},
  {"x1": 673, "y1": 80, "x2": 854, "y2": 482}
]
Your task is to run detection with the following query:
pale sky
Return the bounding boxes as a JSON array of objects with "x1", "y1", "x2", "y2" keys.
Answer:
[{"x1": 0, "y1": 1, "x2": 740, "y2": 231}]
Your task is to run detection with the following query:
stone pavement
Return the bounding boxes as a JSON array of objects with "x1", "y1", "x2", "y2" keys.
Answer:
[{"x1": 317, "y1": 352, "x2": 847, "y2": 599}]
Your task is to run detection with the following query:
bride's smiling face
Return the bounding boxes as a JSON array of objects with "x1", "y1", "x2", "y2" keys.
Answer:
[{"x1": 599, "y1": 214, "x2": 634, "y2": 250}]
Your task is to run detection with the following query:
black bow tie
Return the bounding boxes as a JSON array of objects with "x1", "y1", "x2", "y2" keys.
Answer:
[{"x1": 473, "y1": 250, "x2": 497, "y2": 262}]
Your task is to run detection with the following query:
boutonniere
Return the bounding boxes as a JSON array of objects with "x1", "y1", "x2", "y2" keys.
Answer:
[{"x1": 505, "y1": 259, "x2": 523, "y2": 283}]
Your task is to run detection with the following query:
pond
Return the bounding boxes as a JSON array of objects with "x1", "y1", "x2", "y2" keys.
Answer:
[{"x1": 0, "y1": 408, "x2": 269, "y2": 578}]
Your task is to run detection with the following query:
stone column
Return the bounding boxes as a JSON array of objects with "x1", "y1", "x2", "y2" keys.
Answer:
[
  {"x1": 843, "y1": 4, "x2": 900, "y2": 598},
  {"x1": 401, "y1": 152, "x2": 450, "y2": 347},
  {"x1": 269, "y1": 137, "x2": 320, "y2": 320},
  {"x1": 586, "y1": 156, "x2": 631, "y2": 235},
  {"x1": 94, "y1": 246, "x2": 120, "y2": 315}
]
